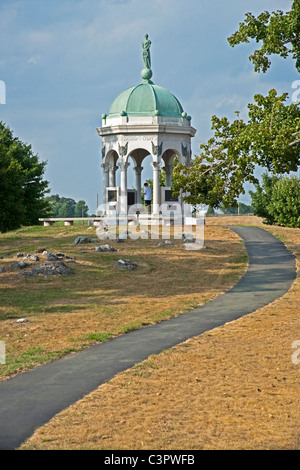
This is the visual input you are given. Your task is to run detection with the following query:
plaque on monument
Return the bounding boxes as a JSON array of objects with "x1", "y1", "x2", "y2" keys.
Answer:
[
  {"x1": 127, "y1": 189, "x2": 136, "y2": 206},
  {"x1": 107, "y1": 189, "x2": 118, "y2": 203}
]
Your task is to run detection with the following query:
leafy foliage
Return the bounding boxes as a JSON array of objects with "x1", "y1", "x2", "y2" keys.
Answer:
[
  {"x1": 250, "y1": 173, "x2": 300, "y2": 227},
  {"x1": 219, "y1": 202, "x2": 252, "y2": 215},
  {"x1": 45, "y1": 194, "x2": 89, "y2": 217},
  {"x1": 227, "y1": 1, "x2": 300, "y2": 72},
  {"x1": 0, "y1": 122, "x2": 50, "y2": 232},
  {"x1": 172, "y1": 90, "x2": 300, "y2": 208}
]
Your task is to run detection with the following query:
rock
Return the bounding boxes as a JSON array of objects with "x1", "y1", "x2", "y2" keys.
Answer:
[
  {"x1": 157, "y1": 242, "x2": 164, "y2": 247},
  {"x1": 182, "y1": 232, "x2": 195, "y2": 240},
  {"x1": 74, "y1": 236, "x2": 90, "y2": 245},
  {"x1": 10, "y1": 261, "x2": 28, "y2": 269},
  {"x1": 28, "y1": 254, "x2": 39, "y2": 262},
  {"x1": 46, "y1": 253, "x2": 58, "y2": 261},
  {"x1": 165, "y1": 240, "x2": 173, "y2": 245},
  {"x1": 115, "y1": 238, "x2": 124, "y2": 243},
  {"x1": 42, "y1": 250, "x2": 48, "y2": 255},
  {"x1": 0, "y1": 267, "x2": 6, "y2": 273},
  {"x1": 55, "y1": 252, "x2": 65, "y2": 258},
  {"x1": 115, "y1": 259, "x2": 137, "y2": 270},
  {"x1": 36, "y1": 248, "x2": 47, "y2": 253},
  {"x1": 16, "y1": 253, "x2": 25, "y2": 258},
  {"x1": 18, "y1": 261, "x2": 72, "y2": 277},
  {"x1": 183, "y1": 237, "x2": 196, "y2": 243},
  {"x1": 16, "y1": 318, "x2": 30, "y2": 323},
  {"x1": 90, "y1": 239, "x2": 99, "y2": 243},
  {"x1": 95, "y1": 244, "x2": 116, "y2": 252}
]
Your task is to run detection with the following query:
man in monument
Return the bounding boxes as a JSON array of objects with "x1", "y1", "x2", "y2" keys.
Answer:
[{"x1": 143, "y1": 183, "x2": 152, "y2": 214}]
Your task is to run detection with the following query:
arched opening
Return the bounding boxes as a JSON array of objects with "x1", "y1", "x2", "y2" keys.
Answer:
[{"x1": 161, "y1": 148, "x2": 181, "y2": 187}]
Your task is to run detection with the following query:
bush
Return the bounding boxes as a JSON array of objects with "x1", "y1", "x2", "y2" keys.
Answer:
[{"x1": 250, "y1": 174, "x2": 300, "y2": 228}]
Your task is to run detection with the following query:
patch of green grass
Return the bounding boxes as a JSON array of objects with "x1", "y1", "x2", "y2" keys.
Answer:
[
  {"x1": 272, "y1": 232, "x2": 287, "y2": 243},
  {"x1": 0, "y1": 346, "x2": 80, "y2": 378},
  {"x1": 72, "y1": 332, "x2": 113, "y2": 343},
  {"x1": 130, "y1": 359, "x2": 158, "y2": 377},
  {"x1": 118, "y1": 321, "x2": 149, "y2": 334},
  {"x1": 150, "y1": 310, "x2": 173, "y2": 322},
  {"x1": 0, "y1": 286, "x2": 86, "y2": 320}
]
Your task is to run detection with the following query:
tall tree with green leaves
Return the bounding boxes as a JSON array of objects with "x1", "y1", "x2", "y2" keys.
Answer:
[
  {"x1": 227, "y1": 1, "x2": 300, "y2": 73},
  {"x1": 172, "y1": 89, "x2": 300, "y2": 208},
  {"x1": 0, "y1": 122, "x2": 50, "y2": 232}
]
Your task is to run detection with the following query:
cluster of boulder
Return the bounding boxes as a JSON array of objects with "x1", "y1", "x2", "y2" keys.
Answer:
[
  {"x1": 0, "y1": 232, "x2": 201, "y2": 277},
  {"x1": 0, "y1": 250, "x2": 74, "y2": 277}
]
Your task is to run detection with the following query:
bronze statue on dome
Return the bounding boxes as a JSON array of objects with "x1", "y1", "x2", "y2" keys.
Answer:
[{"x1": 142, "y1": 34, "x2": 151, "y2": 70}]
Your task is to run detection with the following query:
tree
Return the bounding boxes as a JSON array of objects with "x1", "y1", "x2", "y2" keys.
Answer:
[
  {"x1": 219, "y1": 202, "x2": 252, "y2": 215},
  {"x1": 250, "y1": 173, "x2": 300, "y2": 227},
  {"x1": 45, "y1": 194, "x2": 89, "y2": 217},
  {"x1": 228, "y1": 1, "x2": 300, "y2": 73},
  {"x1": 74, "y1": 200, "x2": 89, "y2": 217},
  {"x1": 58, "y1": 202, "x2": 74, "y2": 218},
  {"x1": 0, "y1": 122, "x2": 50, "y2": 232},
  {"x1": 172, "y1": 89, "x2": 300, "y2": 208}
]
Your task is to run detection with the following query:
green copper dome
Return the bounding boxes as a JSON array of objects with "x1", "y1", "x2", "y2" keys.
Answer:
[
  {"x1": 108, "y1": 82, "x2": 184, "y2": 118},
  {"x1": 106, "y1": 35, "x2": 187, "y2": 119}
]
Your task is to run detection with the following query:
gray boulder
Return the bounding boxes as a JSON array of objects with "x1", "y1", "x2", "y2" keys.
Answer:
[
  {"x1": 10, "y1": 261, "x2": 28, "y2": 269},
  {"x1": 19, "y1": 261, "x2": 72, "y2": 277},
  {"x1": 95, "y1": 244, "x2": 116, "y2": 252},
  {"x1": 28, "y1": 254, "x2": 39, "y2": 262},
  {"x1": 74, "y1": 236, "x2": 90, "y2": 245},
  {"x1": 115, "y1": 259, "x2": 137, "y2": 270},
  {"x1": 46, "y1": 253, "x2": 58, "y2": 261}
]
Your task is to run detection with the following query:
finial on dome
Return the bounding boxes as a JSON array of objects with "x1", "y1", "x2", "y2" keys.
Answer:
[{"x1": 141, "y1": 34, "x2": 153, "y2": 82}]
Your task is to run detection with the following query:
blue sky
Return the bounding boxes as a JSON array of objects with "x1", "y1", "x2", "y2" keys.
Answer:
[{"x1": 0, "y1": 0, "x2": 296, "y2": 212}]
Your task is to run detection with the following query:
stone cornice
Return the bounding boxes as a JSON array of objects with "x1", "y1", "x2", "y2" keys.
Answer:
[{"x1": 97, "y1": 123, "x2": 196, "y2": 138}]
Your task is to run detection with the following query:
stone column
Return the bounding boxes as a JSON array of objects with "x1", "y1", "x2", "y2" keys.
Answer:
[
  {"x1": 109, "y1": 163, "x2": 118, "y2": 187},
  {"x1": 133, "y1": 166, "x2": 143, "y2": 204},
  {"x1": 119, "y1": 161, "x2": 130, "y2": 216},
  {"x1": 151, "y1": 161, "x2": 161, "y2": 216},
  {"x1": 101, "y1": 163, "x2": 110, "y2": 208},
  {"x1": 163, "y1": 164, "x2": 173, "y2": 187}
]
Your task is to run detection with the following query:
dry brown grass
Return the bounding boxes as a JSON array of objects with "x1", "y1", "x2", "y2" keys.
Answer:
[
  {"x1": 19, "y1": 217, "x2": 300, "y2": 450},
  {"x1": 0, "y1": 223, "x2": 247, "y2": 380},
  {"x1": 205, "y1": 215, "x2": 264, "y2": 227}
]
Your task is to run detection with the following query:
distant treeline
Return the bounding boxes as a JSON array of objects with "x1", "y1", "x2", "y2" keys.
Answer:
[{"x1": 45, "y1": 194, "x2": 91, "y2": 218}]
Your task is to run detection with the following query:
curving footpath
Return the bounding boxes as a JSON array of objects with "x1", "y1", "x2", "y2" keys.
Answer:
[{"x1": 0, "y1": 226, "x2": 296, "y2": 449}]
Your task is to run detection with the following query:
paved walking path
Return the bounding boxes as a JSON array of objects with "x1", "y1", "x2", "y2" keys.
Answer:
[{"x1": 0, "y1": 226, "x2": 296, "y2": 449}]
